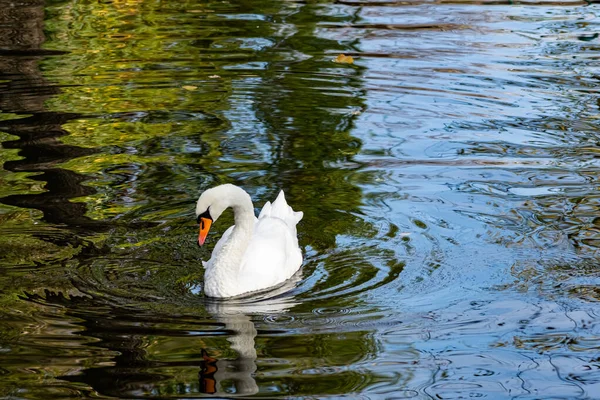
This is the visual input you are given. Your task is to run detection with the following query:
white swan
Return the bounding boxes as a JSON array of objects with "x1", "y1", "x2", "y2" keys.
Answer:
[{"x1": 195, "y1": 184, "x2": 303, "y2": 298}]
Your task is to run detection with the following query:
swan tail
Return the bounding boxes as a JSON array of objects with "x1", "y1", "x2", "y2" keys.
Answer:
[{"x1": 259, "y1": 190, "x2": 303, "y2": 227}]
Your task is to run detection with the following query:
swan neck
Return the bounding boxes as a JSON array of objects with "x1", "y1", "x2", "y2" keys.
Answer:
[
  {"x1": 227, "y1": 186, "x2": 254, "y2": 231},
  {"x1": 233, "y1": 204, "x2": 254, "y2": 231},
  {"x1": 203, "y1": 186, "x2": 256, "y2": 298},
  {"x1": 210, "y1": 189, "x2": 254, "y2": 273}
]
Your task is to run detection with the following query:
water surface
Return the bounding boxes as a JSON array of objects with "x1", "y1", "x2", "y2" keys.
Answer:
[{"x1": 0, "y1": 0, "x2": 599, "y2": 398}]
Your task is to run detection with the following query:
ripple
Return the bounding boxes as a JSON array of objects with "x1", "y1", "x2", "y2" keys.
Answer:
[
  {"x1": 290, "y1": 247, "x2": 405, "y2": 303},
  {"x1": 264, "y1": 314, "x2": 295, "y2": 324},
  {"x1": 314, "y1": 306, "x2": 351, "y2": 316}
]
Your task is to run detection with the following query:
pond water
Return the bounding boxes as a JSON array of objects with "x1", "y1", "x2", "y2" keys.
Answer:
[{"x1": 1, "y1": 0, "x2": 599, "y2": 398}]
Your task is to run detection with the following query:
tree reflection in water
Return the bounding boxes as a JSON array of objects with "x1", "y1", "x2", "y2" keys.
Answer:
[{"x1": 0, "y1": 0, "x2": 379, "y2": 396}]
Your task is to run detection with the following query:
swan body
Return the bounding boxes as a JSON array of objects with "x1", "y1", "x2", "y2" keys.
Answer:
[{"x1": 195, "y1": 184, "x2": 303, "y2": 298}]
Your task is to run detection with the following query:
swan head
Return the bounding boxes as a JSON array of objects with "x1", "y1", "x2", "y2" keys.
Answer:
[{"x1": 195, "y1": 184, "x2": 252, "y2": 246}]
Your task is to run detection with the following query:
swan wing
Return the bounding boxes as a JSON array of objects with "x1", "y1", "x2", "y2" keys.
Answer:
[
  {"x1": 258, "y1": 191, "x2": 303, "y2": 228},
  {"x1": 237, "y1": 216, "x2": 302, "y2": 292}
]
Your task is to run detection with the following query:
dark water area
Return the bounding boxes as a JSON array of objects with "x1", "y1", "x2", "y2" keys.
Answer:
[{"x1": 1, "y1": 0, "x2": 600, "y2": 397}]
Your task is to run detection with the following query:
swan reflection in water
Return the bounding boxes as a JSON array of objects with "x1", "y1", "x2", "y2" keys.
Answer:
[{"x1": 198, "y1": 276, "x2": 301, "y2": 396}]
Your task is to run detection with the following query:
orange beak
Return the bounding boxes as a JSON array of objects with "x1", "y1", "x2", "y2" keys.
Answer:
[{"x1": 198, "y1": 217, "x2": 212, "y2": 246}]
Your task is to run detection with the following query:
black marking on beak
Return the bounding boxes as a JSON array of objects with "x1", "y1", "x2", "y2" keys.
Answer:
[{"x1": 197, "y1": 208, "x2": 213, "y2": 224}]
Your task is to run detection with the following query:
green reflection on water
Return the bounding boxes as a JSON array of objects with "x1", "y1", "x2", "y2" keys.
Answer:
[{"x1": 0, "y1": 0, "x2": 386, "y2": 397}]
